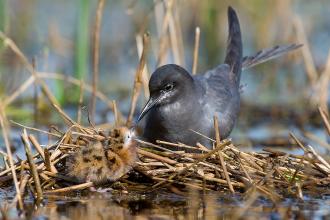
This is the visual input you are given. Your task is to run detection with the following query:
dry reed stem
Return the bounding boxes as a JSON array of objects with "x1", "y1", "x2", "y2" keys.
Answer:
[
  {"x1": 22, "y1": 129, "x2": 43, "y2": 200},
  {"x1": 168, "y1": 3, "x2": 181, "y2": 65},
  {"x1": 289, "y1": 132, "x2": 307, "y2": 151},
  {"x1": 45, "y1": 182, "x2": 94, "y2": 193},
  {"x1": 126, "y1": 33, "x2": 150, "y2": 126},
  {"x1": 43, "y1": 171, "x2": 79, "y2": 183},
  {"x1": 10, "y1": 120, "x2": 61, "y2": 138},
  {"x1": 192, "y1": 27, "x2": 200, "y2": 75},
  {"x1": 153, "y1": 177, "x2": 211, "y2": 191},
  {"x1": 32, "y1": 58, "x2": 39, "y2": 128},
  {"x1": 307, "y1": 145, "x2": 330, "y2": 172},
  {"x1": 156, "y1": 140, "x2": 203, "y2": 151},
  {"x1": 138, "y1": 148, "x2": 177, "y2": 165},
  {"x1": 189, "y1": 129, "x2": 216, "y2": 143},
  {"x1": 139, "y1": 139, "x2": 229, "y2": 174},
  {"x1": 37, "y1": 72, "x2": 119, "y2": 115},
  {"x1": 91, "y1": 0, "x2": 105, "y2": 123},
  {"x1": 52, "y1": 103, "x2": 76, "y2": 126},
  {"x1": 30, "y1": 134, "x2": 58, "y2": 173},
  {"x1": 0, "y1": 109, "x2": 23, "y2": 209},
  {"x1": 237, "y1": 155, "x2": 253, "y2": 183},
  {"x1": 319, "y1": 107, "x2": 330, "y2": 136},
  {"x1": 3, "y1": 71, "x2": 122, "y2": 122},
  {"x1": 172, "y1": 2, "x2": 185, "y2": 66},
  {"x1": 0, "y1": 31, "x2": 60, "y2": 107},
  {"x1": 0, "y1": 203, "x2": 9, "y2": 220},
  {"x1": 303, "y1": 131, "x2": 330, "y2": 151},
  {"x1": 152, "y1": 139, "x2": 231, "y2": 188},
  {"x1": 293, "y1": 15, "x2": 318, "y2": 85},
  {"x1": 214, "y1": 116, "x2": 234, "y2": 193},
  {"x1": 77, "y1": 80, "x2": 84, "y2": 124},
  {"x1": 18, "y1": 175, "x2": 29, "y2": 201},
  {"x1": 112, "y1": 100, "x2": 119, "y2": 127},
  {"x1": 3, "y1": 76, "x2": 35, "y2": 106},
  {"x1": 318, "y1": 49, "x2": 330, "y2": 113},
  {"x1": 156, "y1": 0, "x2": 173, "y2": 66},
  {"x1": 44, "y1": 149, "x2": 52, "y2": 172},
  {"x1": 28, "y1": 134, "x2": 45, "y2": 159},
  {"x1": 201, "y1": 175, "x2": 244, "y2": 188},
  {"x1": 136, "y1": 34, "x2": 150, "y2": 99}
]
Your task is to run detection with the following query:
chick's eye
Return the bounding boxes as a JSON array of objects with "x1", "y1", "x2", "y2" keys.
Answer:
[{"x1": 164, "y1": 83, "x2": 174, "y2": 91}]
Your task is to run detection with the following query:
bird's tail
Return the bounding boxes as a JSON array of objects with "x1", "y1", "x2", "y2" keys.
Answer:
[
  {"x1": 224, "y1": 6, "x2": 243, "y2": 87},
  {"x1": 241, "y1": 44, "x2": 303, "y2": 70}
]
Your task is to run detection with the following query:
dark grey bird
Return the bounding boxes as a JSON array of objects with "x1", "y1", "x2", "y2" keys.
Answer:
[{"x1": 137, "y1": 6, "x2": 301, "y2": 148}]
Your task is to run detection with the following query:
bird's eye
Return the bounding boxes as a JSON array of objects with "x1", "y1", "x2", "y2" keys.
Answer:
[{"x1": 164, "y1": 83, "x2": 174, "y2": 91}]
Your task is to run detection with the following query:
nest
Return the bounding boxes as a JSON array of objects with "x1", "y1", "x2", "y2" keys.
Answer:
[{"x1": 1, "y1": 120, "x2": 330, "y2": 202}]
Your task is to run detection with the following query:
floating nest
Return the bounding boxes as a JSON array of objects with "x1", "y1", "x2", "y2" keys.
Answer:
[{"x1": 1, "y1": 119, "x2": 330, "y2": 202}]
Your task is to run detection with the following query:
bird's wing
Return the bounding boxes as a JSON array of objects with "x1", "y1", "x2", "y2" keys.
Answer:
[
  {"x1": 242, "y1": 44, "x2": 302, "y2": 70},
  {"x1": 199, "y1": 64, "x2": 237, "y2": 114},
  {"x1": 196, "y1": 64, "x2": 240, "y2": 138}
]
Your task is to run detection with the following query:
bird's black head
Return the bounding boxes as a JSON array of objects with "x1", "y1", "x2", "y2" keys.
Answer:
[{"x1": 138, "y1": 64, "x2": 194, "y2": 121}]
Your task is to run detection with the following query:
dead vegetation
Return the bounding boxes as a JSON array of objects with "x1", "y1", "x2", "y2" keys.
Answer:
[{"x1": 0, "y1": 105, "x2": 330, "y2": 210}]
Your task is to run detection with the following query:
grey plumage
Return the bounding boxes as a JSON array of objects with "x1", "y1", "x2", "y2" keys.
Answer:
[
  {"x1": 137, "y1": 6, "x2": 301, "y2": 149},
  {"x1": 242, "y1": 44, "x2": 302, "y2": 70}
]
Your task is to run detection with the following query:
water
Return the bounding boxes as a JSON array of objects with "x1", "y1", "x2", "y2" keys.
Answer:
[{"x1": 1, "y1": 187, "x2": 330, "y2": 219}]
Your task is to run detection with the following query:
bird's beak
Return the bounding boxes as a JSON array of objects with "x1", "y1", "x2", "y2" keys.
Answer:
[{"x1": 137, "y1": 96, "x2": 160, "y2": 122}]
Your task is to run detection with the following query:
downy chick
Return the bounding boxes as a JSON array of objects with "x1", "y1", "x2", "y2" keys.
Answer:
[{"x1": 66, "y1": 127, "x2": 138, "y2": 184}]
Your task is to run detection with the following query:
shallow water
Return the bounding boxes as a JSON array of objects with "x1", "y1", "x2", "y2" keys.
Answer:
[{"x1": 1, "y1": 186, "x2": 330, "y2": 219}]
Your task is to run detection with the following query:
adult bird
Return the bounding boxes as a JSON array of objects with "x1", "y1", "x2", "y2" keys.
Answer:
[{"x1": 137, "y1": 6, "x2": 301, "y2": 148}]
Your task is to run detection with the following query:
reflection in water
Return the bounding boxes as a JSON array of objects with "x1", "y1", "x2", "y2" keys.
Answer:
[{"x1": 2, "y1": 190, "x2": 325, "y2": 220}]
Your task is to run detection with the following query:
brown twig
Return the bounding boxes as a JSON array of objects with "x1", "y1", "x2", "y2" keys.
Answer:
[
  {"x1": 138, "y1": 148, "x2": 177, "y2": 165},
  {"x1": 77, "y1": 80, "x2": 85, "y2": 124},
  {"x1": 293, "y1": 15, "x2": 318, "y2": 86},
  {"x1": 10, "y1": 120, "x2": 61, "y2": 138},
  {"x1": 0, "y1": 31, "x2": 60, "y2": 107},
  {"x1": 0, "y1": 109, "x2": 23, "y2": 209},
  {"x1": 214, "y1": 116, "x2": 234, "y2": 193},
  {"x1": 289, "y1": 132, "x2": 307, "y2": 151},
  {"x1": 112, "y1": 100, "x2": 120, "y2": 127},
  {"x1": 156, "y1": 0, "x2": 173, "y2": 66},
  {"x1": 192, "y1": 27, "x2": 200, "y2": 75},
  {"x1": 318, "y1": 107, "x2": 330, "y2": 136},
  {"x1": 28, "y1": 134, "x2": 45, "y2": 159},
  {"x1": 152, "y1": 139, "x2": 231, "y2": 188},
  {"x1": 45, "y1": 182, "x2": 94, "y2": 193},
  {"x1": 21, "y1": 129, "x2": 43, "y2": 200},
  {"x1": 91, "y1": 0, "x2": 105, "y2": 123},
  {"x1": 126, "y1": 33, "x2": 150, "y2": 126},
  {"x1": 136, "y1": 34, "x2": 150, "y2": 99},
  {"x1": 44, "y1": 149, "x2": 52, "y2": 172}
]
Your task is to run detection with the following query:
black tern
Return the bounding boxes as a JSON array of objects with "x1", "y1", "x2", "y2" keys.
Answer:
[{"x1": 137, "y1": 6, "x2": 301, "y2": 148}]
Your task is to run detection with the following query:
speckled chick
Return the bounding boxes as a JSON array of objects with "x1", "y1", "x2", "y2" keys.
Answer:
[{"x1": 66, "y1": 127, "x2": 138, "y2": 184}]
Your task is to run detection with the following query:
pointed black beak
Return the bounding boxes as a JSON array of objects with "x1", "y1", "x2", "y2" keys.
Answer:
[{"x1": 137, "y1": 96, "x2": 160, "y2": 122}]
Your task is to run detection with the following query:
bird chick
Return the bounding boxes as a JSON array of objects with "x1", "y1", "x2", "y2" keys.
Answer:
[{"x1": 66, "y1": 127, "x2": 138, "y2": 184}]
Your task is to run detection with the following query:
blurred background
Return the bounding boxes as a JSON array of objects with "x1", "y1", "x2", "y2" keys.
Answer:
[{"x1": 0, "y1": 0, "x2": 329, "y2": 150}]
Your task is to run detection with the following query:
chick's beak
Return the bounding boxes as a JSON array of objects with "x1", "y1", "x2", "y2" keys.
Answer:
[{"x1": 137, "y1": 96, "x2": 160, "y2": 122}]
